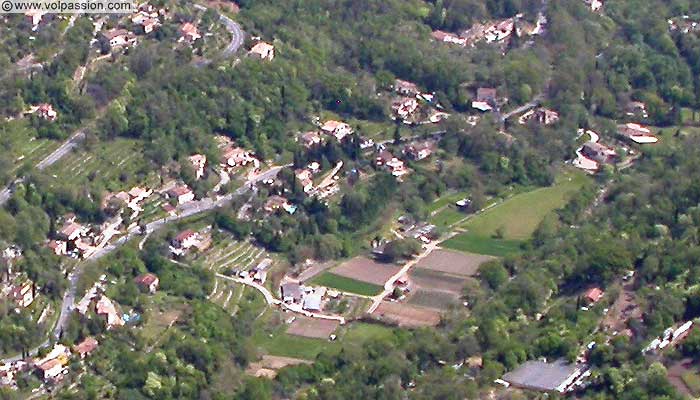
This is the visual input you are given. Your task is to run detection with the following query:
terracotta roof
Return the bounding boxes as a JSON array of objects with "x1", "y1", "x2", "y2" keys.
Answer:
[
  {"x1": 174, "y1": 229, "x2": 196, "y2": 243},
  {"x1": 73, "y1": 337, "x2": 98, "y2": 356},
  {"x1": 135, "y1": 273, "x2": 158, "y2": 286}
]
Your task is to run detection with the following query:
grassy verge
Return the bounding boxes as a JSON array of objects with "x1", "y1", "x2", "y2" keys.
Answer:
[
  {"x1": 312, "y1": 272, "x2": 383, "y2": 296},
  {"x1": 430, "y1": 208, "x2": 466, "y2": 227},
  {"x1": 427, "y1": 190, "x2": 470, "y2": 213}
]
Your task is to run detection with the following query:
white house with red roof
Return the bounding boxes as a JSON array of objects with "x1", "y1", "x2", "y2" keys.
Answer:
[
  {"x1": 320, "y1": 120, "x2": 353, "y2": 141},
  {"x1": 134, "y1": 273, "x2": 159, "y2": 294},
  {"x1": 617, "y1": 123, "x2": 658, "y2": 144},
  {"x1": 250, "y1": 41, "x2": 275, "y2": 61},
  {"x1": 167, "y1": 185, "x2": 194, "y2": 205},
  {"x1": 179, "y1": 22, "x2": 201, "y2": 43}
]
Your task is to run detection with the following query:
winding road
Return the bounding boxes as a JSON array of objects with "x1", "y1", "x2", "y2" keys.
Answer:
[
  {"x1": 0, "y1": 164, "x2": 288, "y2": 364},
  {"x1": 193, "y1": 3, "x2": 245, "y2": 66}
]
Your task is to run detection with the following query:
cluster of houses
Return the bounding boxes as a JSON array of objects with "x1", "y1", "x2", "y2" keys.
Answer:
[
  {"x1": 170, "y1": 228, "x2": 211, "y2": 257},
  {"x1": 0, "y1": 275, "x2": 160, "y2": 387},
  {"x1": 642, "y1": 320, "x2": 695, "y2": 354},
  {"x1": 669, "y1": 16, "x2": 700, "y2": 34},
  {"x1": 47, "y1": 214, "x2": 110, "y2": 259},
  {"x1": 573, "y1": 120, "x2": 659, "y2": 173},
  {"x1": 131, "y1": 2, "x2": 166, "y2": 34},
  {"x1": 280, "y1": 281, "x2": 336, "y2": 313},
  {"x1": 25, "y1": 103, "x2": 58, "y2": 121},
  {"x1": 0, "y1": 246, "x2": 37, "y2": 310},
  {"x1": 373, "y1": 141, "x2": 435, "y2": 179},
  {"x1": 518, "y1": 107, "x2": 560, "y2": 125},
  {"x1": 232, "y1": 258, "x2": 272, "y2": 284},
  {"x1": 432, "y1": 14, "x2": 543, "y2": 49},
  {"x1": 390, "y1": 79, "x2": 448, "y2": 125}
]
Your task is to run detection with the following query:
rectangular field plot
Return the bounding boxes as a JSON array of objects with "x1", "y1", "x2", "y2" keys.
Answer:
[
  {"x1": 331, "y1": 256, "x2": 402, "y2": 286},
  {"x1": 286, "y1": 316, "x2": 339, "y2": 339},
  {"x1": 407, "y1": 289, "x2": 460, "y2": 310},
  {"x1": 312, "y1": 272, "x2": 383, "y2": 296},
  {"x1": 409, "y1": 268, "x2": 471, "y2": 295},
  {"x1": 415, "y1": 249, "x2": 493, "y2": 277},
  {"x1": 373, "y1": 301, "x2": 440, "y2": 328}
]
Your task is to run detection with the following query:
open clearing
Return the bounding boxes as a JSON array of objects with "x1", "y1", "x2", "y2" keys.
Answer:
[
  {"x1": 415, "y1": 249, "x2": 492, "y2": 277},
  {"x1": 253, "y1": 321, "x2": 396, "y2": 360},
  {"x1": 286, "y1": 316, "x2": 340, "y2": 339},
  {"x1": 459, "y1": 169, "x2": 589, "y2": 240},
  {"x1": 312, "y1": 272, "x2": 383, "y2": 296},
  {"x1": 373, "y1": 301, "x2": 441, "y2": 328},
  {"x1": 331, "y1": 256, "x2": 402, "y2": 286},
  {"x1": 246, "y1": 355, "x2": 311, "y2": 378},
  {"x1": 668, "y1": 359, "x2": 699, "y2": 398}
]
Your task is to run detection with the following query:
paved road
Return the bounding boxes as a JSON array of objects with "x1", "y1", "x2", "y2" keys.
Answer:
[
  {"x1": 0, "y1": 165, "x2": 288, "y2": 364},
  {"x1": 193, "y1": 3, "x2": 246, "y2": 66}
]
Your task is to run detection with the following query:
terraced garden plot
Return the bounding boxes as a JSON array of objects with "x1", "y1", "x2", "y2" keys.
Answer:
[
  {"x1": 49, "y1": 139, "x2": 147, "y2": 189},
  {"x1": 0, "y1": 120, "x2": 58, "y2": 171}
]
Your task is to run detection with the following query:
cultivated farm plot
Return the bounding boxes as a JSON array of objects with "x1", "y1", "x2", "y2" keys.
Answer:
[
  {"x1": 331, "y1": 256, "x2": 402, "y2": 286},
  {"x1": 286, "y1": 316, "x2": 339, "y2": 339},
  {"x1": 415, "y1": 249, "x2": 492, "y2": 277},
  {"x1": 373, "y1": 301, "x2": 441, "y2": 328},
  {"x1": 200, "y1": 236, "x2": 270, "y2": 274},
  {"x1": 407, "y1": 289, "x2": 459, "y2": 310},
  {"x1": 409, "y1": 268, "x2": 471, "y2": 295}
]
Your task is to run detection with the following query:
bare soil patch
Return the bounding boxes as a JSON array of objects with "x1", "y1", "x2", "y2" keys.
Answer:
[
  {"x1": 601, "y1": 282, "x2": 642, "y2": 334},
  {"x1": 373, "y1": 301, "x2": 440, "y2": 328},
  {"x1": 286, "y1": 316, "x2": 340, "y2": 339},
  {"x1": 409, "y1": 268, "x2": 472, "y2": 294},
  {"x1": 203, "y1": 0, "x2": 239, "y2": 13},
  {"x1": 332, "y1": 256, "x2": 402, "y2": 286},
  {"x1": 246, "y1": 355, "x2": 312, "y2": 378},
  {"x1": 415, "y1": 249, "x2": 493, "y2": 277},
  {"x1": 407, "y1": 289, "x2": 459, "y2": 310}
]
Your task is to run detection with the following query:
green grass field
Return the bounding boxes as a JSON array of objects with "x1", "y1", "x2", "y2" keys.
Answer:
[
  {"x1": 431, "y1": 208, "x2": 467, "y2": 227},
  {"x1": 459, "y1": 169, "x2": 589, "y2": 240},
  {"x1": 253, "y1": 322, "x2": 396, "y2": 360},
  {"x1": 311, "y1": 272, "x2": 383, "y2": 296},
  {"x1": 443, "y1": 169, "x2": 589, "y2": 257},
  {"x1": 427, "y1": 191, "x2": 470, "y2": 213},
  {"x1": 442, "y1": 233, "x2": 523, "y2": 257}
]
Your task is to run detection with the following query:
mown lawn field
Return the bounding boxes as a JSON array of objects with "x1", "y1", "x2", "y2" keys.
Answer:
[
  {"x1": 444, "y1": 169, "x2": 590, "y2": 256},
  {"x1": 431, "y1": 208, "x2": 466, "y2": 227},
  {"x1": 253, "y1": 322, "x2": 396, "y2": 360},
  {"x1": 427, "y1": 191, "x2": 470, "y2": 213},
  {"x1": 311, "y1": 272, "x2": 383, "y2": 296},
  {"x1": 442, "y1": 233, "x2": 523, "y2": 257}
]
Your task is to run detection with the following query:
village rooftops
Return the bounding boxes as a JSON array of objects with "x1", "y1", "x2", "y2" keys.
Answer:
[
  {"x1": 281, "y1": 282, "x2": 302, "y2": 302},
  {"x1": 502, "y1": 359, "x2": 586, "y2": 393},
  {"x1": 394, "y1": 79, "x2": 420, "y2": 96},
  {"x1": 101, "y1": 28, "x2": 130, "y2": 40},
  {"x1": 179, "y1": 22, "x2": 201, "y2": 42},
  {"x1": 618, "y1": 123, "x2": 658, "y2": 144}
]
